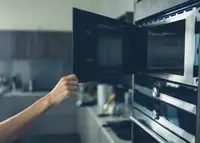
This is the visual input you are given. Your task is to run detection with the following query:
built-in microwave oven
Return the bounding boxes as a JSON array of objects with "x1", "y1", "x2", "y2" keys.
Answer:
[
  {"x1": 136, "y1": 3, "x2": 200, "y2": 86},
  {"x1": 72, "y1": 8, "x2": 185, "y2": 82}
]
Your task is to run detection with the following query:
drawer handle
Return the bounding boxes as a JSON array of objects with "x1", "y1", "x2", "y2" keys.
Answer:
[
  {"x1": 135, "y1": 84, "x2": 196, "y2": 115},
  {"x1": 130, "y1": 116, "x2": 167, "y2": 143}
]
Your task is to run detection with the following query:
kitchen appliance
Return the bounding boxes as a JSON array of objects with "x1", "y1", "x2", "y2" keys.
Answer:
[
  {"x1": 136, "y1": 2, "x2": 200, "y2": 87},
  {"x1": 131, "y1": 75, "x2": 196, "y2": 143},
  {"x1": 72, "y1": 8, "x2": 184, "y2": 82},
  {"x1": 130, "y1": 2, "x2": 200, "y2": 143}
]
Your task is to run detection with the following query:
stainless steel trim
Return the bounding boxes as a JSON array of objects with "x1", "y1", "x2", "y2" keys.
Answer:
[
  {"x1": 131, "y1": 74, "x2": 135, "y2": 142},
  {"x1": 130, "y1": 116, "x2": 167, "y2": 143},
  {"x1": 140, "y1": 73, "x2": 198, "y2": 87},
  {"x1": 131, "y1": 109, "x2": 188, "y2": 143},
  {"x1": 139, "y1": 9, "x2": 193, "y2": 27},
  {"x1": 197, "y1": 7, "x2": 200, "y2": 22},
  {"x1": 134, "y1": 84, "x2": 196, "y2": 115},
  {"x1": 134, "y1": 102, "x2": 195, "y2": 143},
  {"x1": 184, "y1": 8, "x2": 196, "y2": 84}
]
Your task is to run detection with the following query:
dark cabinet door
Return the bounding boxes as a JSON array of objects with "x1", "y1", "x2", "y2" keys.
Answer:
[
  {"x1": 40, "y1": 32, "x2": 72, "y2": 59},
  {"x1": 0, "y1": 32, "x2": 15, "y2": 59},
  {"x1": 12, "y1": 31, "x2": 72, "y2": 59},
  {"x1": 13, "y1": 31, "x2": 41, "y2": 59}
]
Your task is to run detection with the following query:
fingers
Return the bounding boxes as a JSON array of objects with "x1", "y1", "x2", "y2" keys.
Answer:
[
  {"x1": 67, "y1": 80, "x2": 78, "y2": 86},
  {"x1": 67, "y1": 85, "x2": 78, "y2": 91},
  {"x1": 63, "y1": 74, "x2": 78, "y2": 81},
  {"x1": 60, "y1": 74, "x2": 79, "y2": 96},
  {"x1": 68, "y1": 90, "x2": 77, "y2": 96}
]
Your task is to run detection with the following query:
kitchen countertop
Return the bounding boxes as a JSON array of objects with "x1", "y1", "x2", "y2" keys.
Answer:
[
  {"x1": 87, "y1": 106, "x2": 131, "y2": 143},
  {"x1": 3, "y1": 91, "x2": 49, "y2": 97}
]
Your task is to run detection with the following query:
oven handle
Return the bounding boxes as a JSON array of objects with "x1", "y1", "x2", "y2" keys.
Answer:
[
  {"x1": 134, "y1": 84, "x2": 196, "y2": 115},
  {"x1": 130, "y1": 116, "x2": 169, "y2": 143}
]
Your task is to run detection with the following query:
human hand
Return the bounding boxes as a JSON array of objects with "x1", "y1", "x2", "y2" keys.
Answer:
[{"x1": 47, "y1": 74, "x2": 78, "y2": 106}]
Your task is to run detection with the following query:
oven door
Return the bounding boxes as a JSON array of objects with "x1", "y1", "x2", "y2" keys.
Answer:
[
  {"x1": 130, "y1": 108, "x2": 188, "y2": 143},
  {"x1": 133, "y1": 84, "x2": 196, "y2": 143},
  {"x1": 137, "y1": 6, "x2": 197, "y2": 86}
]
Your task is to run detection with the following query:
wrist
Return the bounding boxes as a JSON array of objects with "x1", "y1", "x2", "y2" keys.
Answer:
[{"x1": 39, "y1": 94, "x2": 53, "y2": 111}]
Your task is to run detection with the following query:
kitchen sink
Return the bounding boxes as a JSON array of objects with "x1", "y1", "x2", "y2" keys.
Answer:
[{"x1": 103, "y1": 120, "x2": 132, "y2": 141}]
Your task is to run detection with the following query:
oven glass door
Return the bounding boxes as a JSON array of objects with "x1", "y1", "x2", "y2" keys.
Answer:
[
  {"x1": 134, "y1": 89, "x2": 196, "y2": 136},
  {"x1": 135, "y1": 75, "x2": 197, "y2": 106},
  {"x1": 133, "y1": 123, "x2": 161, "y2": 143},
  {"x1": 131, "y1": 108, "x2": 188, "y2": 143}
]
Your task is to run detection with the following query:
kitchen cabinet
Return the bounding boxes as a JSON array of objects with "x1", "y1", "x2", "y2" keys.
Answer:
[
  {"x1": 38, "y1": 32, "x2": 72, "y2": 59},
  {"x1": 0, "y1": 31, "x2": 72, "y2": 60},
  {"x1": 0, "y1": 93, "x2": 77, "y2": 135},
  {"x1": 77, "y1": 107, "x2": 112, "y2": 143},
  {"x1": 14, "y1": 31, "x2": 72, "y2": 59},
  {"x1": 0, "y1": 32, "x2": 15, "y2": 59},
  {"x1": 13, "y1": 32, "x2": 40, "y2": 59},
  {"x1": 78, "y1": 108, "x2": 101, "y2": 143},
  {"x1": 0, "y1": 96, "x2": 15, "y2": 122}
]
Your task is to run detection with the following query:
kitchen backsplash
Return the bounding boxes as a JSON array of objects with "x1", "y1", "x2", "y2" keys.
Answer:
[{"x1": 0, "y1": 59, "x2": 72, "y2": 91}]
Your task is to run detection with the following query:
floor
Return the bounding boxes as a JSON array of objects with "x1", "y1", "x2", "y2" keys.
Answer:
[{"x1": 15, "y1": 134, "x2": 80, "y2": 143}]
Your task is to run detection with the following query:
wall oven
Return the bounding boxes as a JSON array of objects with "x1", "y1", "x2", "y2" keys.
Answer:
[
  {"x1": 131, "y1": 75, "x2": 196, "y2": 143},
  {"x1": 136, "y1": 2, "x2": 200, "y2": 87}
]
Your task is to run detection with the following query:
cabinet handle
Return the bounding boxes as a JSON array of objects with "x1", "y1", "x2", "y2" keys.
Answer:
[{"x1": 130, "y1": 116, "x2": 167, "y2": 143}]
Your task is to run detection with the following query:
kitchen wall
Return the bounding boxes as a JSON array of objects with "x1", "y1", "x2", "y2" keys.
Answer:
[
  {"x1": 0, "y1": 0, "x2": 103, "y2": 31},
  {"x1": 100, "y1": 0, "x2": 134, "y2": 18}
]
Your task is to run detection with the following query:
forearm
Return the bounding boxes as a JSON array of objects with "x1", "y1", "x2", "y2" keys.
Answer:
[{"x1": 0, "y1": 95, "x2": 51, "y2": 143}]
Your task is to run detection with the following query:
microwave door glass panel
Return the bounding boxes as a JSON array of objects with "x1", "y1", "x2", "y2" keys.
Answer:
[{"x1": 97, "y1": 25, "x2": 123, "y2": 68}]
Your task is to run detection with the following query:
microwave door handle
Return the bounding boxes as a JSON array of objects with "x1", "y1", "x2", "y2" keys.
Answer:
[{"x1": 130, "y1": 116, "x2": 167, "y2": 143}]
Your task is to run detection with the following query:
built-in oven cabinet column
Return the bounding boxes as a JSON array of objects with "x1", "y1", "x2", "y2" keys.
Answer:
[{"x1": 196, "y1": 6, "x2": 200, "y2": 143}]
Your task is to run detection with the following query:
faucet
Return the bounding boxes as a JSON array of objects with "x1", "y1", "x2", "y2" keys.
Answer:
[{"x1": 0, "y1": 75, "x2": 11, "y2": 95}]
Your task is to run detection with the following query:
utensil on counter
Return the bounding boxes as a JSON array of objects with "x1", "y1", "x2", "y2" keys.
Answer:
[
  {"x1": 102, "y1": 92, "x2": 116, "y2": 114},
  {"x1": 97, "y1": 84, "x2": 113, "y2": 113}
]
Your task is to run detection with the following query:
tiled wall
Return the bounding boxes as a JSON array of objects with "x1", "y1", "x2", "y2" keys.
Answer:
[{"x1": 0, "y1": 59, "x2": 72, "y2": 91}]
